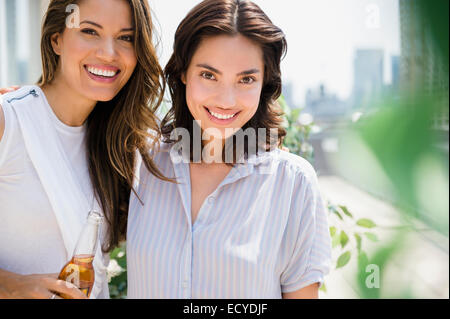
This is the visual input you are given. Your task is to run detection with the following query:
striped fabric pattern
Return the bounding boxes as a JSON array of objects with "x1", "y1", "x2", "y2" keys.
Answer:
[{"x1": 127, "y1": 143, "x2": 332, "y2": 299}]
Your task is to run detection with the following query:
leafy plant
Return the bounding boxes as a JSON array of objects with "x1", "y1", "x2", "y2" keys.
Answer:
[
  {"x1": 279, "y1": 96, "x2": 381, "y2": 294},
  {"x1": 108, "y1": 242, "x2": 127, "y2": 299}
]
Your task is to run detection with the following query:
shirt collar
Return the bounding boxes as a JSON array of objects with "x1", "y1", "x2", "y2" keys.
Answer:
[{"x1": 168, "y1": 143, "x2": 277, "y2": 180}]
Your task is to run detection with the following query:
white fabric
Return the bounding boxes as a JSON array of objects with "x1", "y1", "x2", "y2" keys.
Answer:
[{"x1": 0, "y1": 85, "x2": 109, "y2": 298}]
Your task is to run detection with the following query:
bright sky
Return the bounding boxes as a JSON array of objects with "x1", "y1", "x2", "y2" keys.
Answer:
[{"x1": 148, "y1": 0, "x2": 400, "y2": 106}]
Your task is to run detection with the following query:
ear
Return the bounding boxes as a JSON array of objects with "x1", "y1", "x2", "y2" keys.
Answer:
[
  {"x1": 181, "y1": 73, "x2": 186, "y2": 85},
  {"x1": 50, "y1": 33, "x2": 62, "y2": 56}
]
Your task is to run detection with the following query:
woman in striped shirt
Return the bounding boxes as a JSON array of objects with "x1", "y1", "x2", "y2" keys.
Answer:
[{"x1": 127, "y1": 0, "x2": 332, "y2": 299}]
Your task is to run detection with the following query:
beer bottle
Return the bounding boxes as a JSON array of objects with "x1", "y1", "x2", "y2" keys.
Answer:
[{"x1": 57, "y1": 211, "x2": 103, "y2": 299}]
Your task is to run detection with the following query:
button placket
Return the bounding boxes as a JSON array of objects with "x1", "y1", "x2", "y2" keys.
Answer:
[{"x1": 180, "y1": 230, "x2": 192, "y2": 298}]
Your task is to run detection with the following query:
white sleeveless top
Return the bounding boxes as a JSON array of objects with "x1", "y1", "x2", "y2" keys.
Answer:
[{"x1": 0, "y1": 87, "x2": 108, "y2": 297}]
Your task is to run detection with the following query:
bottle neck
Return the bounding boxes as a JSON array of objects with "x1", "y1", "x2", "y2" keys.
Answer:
[{"x1": 73, "y1": 220, "x2": 100, "y2": 258}]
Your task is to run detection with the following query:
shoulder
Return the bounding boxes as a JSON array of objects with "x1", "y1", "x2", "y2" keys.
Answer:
[
  {"x1": 0, "y1": 86, "x2": 39, "y2": 167},
  {"x1": 269, "y1": 148, "x2": 319, "y2": 184},
  {"x1": 0, "y1": 85, "x2": 39, "y2": 105},
  {"x1": 139, "y1": 140, "x2": 173, "y2": 179},
  {"x1": 148, "y1": 140, "x2": 172, "y2": 164},
  {"x1": 0, "y1": 95, "x2": 20, "y2": 168},
  {"x1": 0, "y1": 92, "x2": 15, "y2": 145},
  {"x1": 0, "y1": 84, "x2": 40, "y2": 144}
]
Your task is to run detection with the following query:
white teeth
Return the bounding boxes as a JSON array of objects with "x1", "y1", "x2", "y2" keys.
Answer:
[
  {"x1": 209, "y1": 110, "x2": 237, "y2": 120},
  {"x1": 87, "y1": 66, "x2": 117, "y2": 77}
]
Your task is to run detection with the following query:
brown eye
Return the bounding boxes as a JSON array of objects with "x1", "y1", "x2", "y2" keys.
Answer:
[
  {"x1": 201, "y1": 71, "x2": 216, "y2": 81},
  {"x1": 81, "y1": 28, "x2": 97, "y2": 36},
  {"x1": 120, "y1": 35, "x2": 134, "y2": 42},
  {"x1": 240, "y1": 76, "x2": 255, "y2": 84}
]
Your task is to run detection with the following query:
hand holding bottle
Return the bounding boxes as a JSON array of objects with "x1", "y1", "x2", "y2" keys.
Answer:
[
  {"x1": 0, "y1": 269, "x2": 88, "y2": 299},
  {"x1": 56, "y1": 211, "x2": 103, "y2": 299}
]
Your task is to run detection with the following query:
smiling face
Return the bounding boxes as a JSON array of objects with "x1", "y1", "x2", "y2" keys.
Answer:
[
  {"x1": 51, "y1": 0, "x2": 137, "y2": 102},
  {"x1": 182, "y1": 34, "x2": 265, "y2": 140}
]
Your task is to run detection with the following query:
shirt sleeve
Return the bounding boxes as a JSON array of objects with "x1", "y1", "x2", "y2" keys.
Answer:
[{"x1": 280, "y1": 167, "x2": 332, "y2": 293}]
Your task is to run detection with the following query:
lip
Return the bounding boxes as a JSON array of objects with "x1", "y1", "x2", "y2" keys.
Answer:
[
  {"x1": 204, "y1": 106, "x2": 241, "y2": 125},
  {"x1": 84, "y1": 64, "x2": 121, "y2": 83}
]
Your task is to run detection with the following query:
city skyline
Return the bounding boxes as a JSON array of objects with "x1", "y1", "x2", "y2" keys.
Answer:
[
  {"x1": 149, "y1": 0, "x2": 401, "y2": 107},
  {"x1": 1, "y1": 0, "x2": 401, "y2": 107}
]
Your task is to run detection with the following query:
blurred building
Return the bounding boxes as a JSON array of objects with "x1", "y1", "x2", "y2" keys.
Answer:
[
  {"x1": 281, "y1": 81, "x2": 297, "y2": 109},
  {"x1": 0, "y1": 0, "x2": 49, "y2": 87},
  {"x1": 351, "y1": 49, "x2": 384, "y2": 110},
  {"x1": 304, "y1": 83, "x2": 348, "y2": 124},
  {"x1": 391, "y1": 55, "x2": 401, "y2": 92},
  {"x1": 399, "y1": 0, "x2": 449, "y2": 142}
]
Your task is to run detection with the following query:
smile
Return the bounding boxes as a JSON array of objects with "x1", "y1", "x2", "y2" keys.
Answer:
[
  {"x1": 84, "y1": 65, "x2": 121, "y2": 82},
  {"x1": 205, "y1": 107, "x2": 240, "y2": 124}
]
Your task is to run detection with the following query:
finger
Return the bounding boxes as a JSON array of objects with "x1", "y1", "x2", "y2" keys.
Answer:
[
  {"x1": 47, "y1": 291, "x2": 63, "y2": 300},
  {"x1": 44, "y1": 278, "x2": 88, "y2": 299}
]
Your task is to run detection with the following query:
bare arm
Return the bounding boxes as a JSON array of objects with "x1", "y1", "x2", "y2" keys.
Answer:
[
  {"x1": 0, "y1": 268, "x2": 88, "y2": 299},
  {"x1": 0, "y1": 103, "x2": 4, "y2": 142},
  {"x1": 0, "y1": 86, "x2": 21, "y2": 142},
  {"x1": 282, "y1": 282, "x2": 320, "y2": 299},
  {"x1": 0, "y1": 87, "x2": 85, "y2": 299}
]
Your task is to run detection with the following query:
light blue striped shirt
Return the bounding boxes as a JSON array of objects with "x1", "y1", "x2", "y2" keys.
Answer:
[{"x1": 127, "y1": 143, "x2": 332, "y2": 298}]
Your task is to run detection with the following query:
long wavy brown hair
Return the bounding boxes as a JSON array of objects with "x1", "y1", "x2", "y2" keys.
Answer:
[
  {"x1": 39, "y1": 0, "x2": 169, "y2": 253},
  {"x1": 161, "y1": 0, "x2": 287, "y2": 162}
]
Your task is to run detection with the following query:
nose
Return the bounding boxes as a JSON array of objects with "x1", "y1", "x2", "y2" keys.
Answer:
[
  {"x1": 216, "y1": 83, "x2": 237, "y2": 109},
  {"x1": 95, "y1": 38, "x2": 118, "y2": 62}
]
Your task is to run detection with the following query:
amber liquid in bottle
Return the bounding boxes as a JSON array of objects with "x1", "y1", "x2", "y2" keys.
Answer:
[
  {"x1": 56, "y1": 211, "x2": 102, "y2": 299},
  {"x1": 57, "y1": 255, "x2": 95, "y2": 299}
]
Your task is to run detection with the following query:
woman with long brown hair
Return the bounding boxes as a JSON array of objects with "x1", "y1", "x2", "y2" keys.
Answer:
[
  {"x1": 127, "y1": 0, "x2": 332, "y2": 299},
  {"x1": 0, "y1": 0, "x2": 167, "y2": 299}
]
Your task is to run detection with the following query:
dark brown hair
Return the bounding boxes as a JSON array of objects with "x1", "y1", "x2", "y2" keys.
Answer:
[
  {"x1": 39, "y1": 0, "x2": 170, "y2": 252},
  {"x1": 161, "y1": 0, "x2": 287, "y2": 162}
]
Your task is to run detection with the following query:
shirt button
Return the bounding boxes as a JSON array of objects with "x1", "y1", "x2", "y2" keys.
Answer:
[
  {"x1": 208, "y1": 196, "x2": 215, "y2": 204},
  {"x1": 182, "y1": 281, "x2": 189, "y2": 288}
]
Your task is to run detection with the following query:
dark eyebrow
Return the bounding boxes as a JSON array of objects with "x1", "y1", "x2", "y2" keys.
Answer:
[
  {"x1": 80, "y1": 20, "x2": 103, "y2": 29},
  {"x1": 80, "y1": 20, "x2": 134, "y2": 32},
  {"x1": 237, "y1": 69, "x2": 260, "y2": 76},
  {"x1": 196, "y1": 64, "x2": 260, "y2": 76},
  {"x1": 196, "y1": 64, "x2": 222, "y2": 75}
]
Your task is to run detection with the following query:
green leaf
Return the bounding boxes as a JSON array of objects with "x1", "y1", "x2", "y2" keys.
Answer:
[
  {"x1": 355, "y1": 233, "x2": 362, "y2": 252},
  {"x1": 364, "y1": 232, "x2": 379, "y2": 242},
  {"x1": 329, "y1": 226, "x2": 337, "y2": 237},
  {"x1": 357, "y1": 250, "x2": 369, "y2": 270},
  {"x1": 339, "y1": 205, "x2": 353, "y2": 218},
  {"x1": 356, "y1": 218, "x2": 377, "y2": 228},
  {"x1": 319, "y1": 282, "x2": 327, "y2": 293},
  {"x1": 331, "y1": 232, "x2": 341, "y2": 248},
  {"x1": 331, "y1": 208, "x2": 344, "y2": 220},
  {"x1": 336, "y1": 251, "x2": 351, "y2": 269},
  {"x1": 109, "y1": 247, "x2": 122, "y2": 259},
  {"x1": 291, "y1": 108, "x2": 301, "y2": 122},
  {"x1": 340, "y1": 230, "x2": 349, "y2": 248}
]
